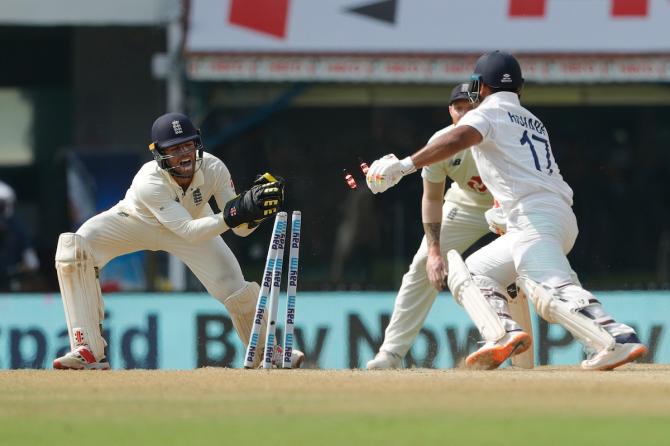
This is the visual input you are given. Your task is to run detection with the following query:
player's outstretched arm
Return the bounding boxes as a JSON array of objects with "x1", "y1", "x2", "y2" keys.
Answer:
[
  {"x1": 412, "y1": 125, "x2": 482, "y2": 170},
  {"x1": 365, "y1": 126, "x2": 482, "y2": 194}
]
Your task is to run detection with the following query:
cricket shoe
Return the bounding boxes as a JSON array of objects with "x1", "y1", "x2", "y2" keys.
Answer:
[
  {"x1": 53, "y1": 346, "x2": 110, "y2": 370},
  {"x1": 580, "y1": 333, "x2": 648, "y2": 371},
  {"x1": 366, "y1": 350, "x2": 402, "y2": 370},
  {"x1": 466, "y1": 330, "x2": 531, "y2": 370}
]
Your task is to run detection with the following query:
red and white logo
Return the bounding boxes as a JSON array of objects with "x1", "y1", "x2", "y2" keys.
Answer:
[
  {"x1": 467, "y1": 176, "x2": 488, "y2": 193},
  {"x1": 73, "y1": 328, "x2": 85, "y2": 346}
]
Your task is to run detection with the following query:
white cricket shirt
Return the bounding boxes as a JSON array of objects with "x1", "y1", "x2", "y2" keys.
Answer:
[
  {"x1": 457, "y1": 92, "x2": 573, "y2": 214},
  {"x1": 118, "y1": 152, "x2": 243, "y2": 242},
  {"x1": 421, "y1": 125, "x2": 493, "y2": 208}
]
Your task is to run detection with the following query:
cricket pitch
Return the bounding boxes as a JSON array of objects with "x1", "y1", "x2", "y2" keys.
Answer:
[{"x1": 1, "y1": 364, "x2": 669, "y2": 445}]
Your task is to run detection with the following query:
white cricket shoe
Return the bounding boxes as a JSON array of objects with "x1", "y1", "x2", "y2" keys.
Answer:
[
  {"x1": 466, "y1": 331, "x2": 531, "y2": 370},
  {"x1": 366, "y1": 350, "x2": 402, "y2": 370},
  {"x1": 53, "y1": 346, "x2": 110, "y2": 370},
  {"x1": 581, "y1": 333, "x2": 648, "y2": 371}
]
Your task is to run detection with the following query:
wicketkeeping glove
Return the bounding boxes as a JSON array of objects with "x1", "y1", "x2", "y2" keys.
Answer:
[
  {"x1": 223, "y1": 174, "x2": 284, "y2": 228},
  {"x1": 253, "y1": 172, "x2": 285, "y2": 187},
  {"x1": 245, "y1": 172, "x2": 285, "y2": 228}
]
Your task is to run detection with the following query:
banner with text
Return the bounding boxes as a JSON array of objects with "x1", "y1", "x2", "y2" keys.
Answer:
[
  {"x1": 187, "y1": 0, "x2": 670, "y2": 54},
  {"x1": 187, "y1": 54, "x2": 670, "y2": 83},
  {"x1": 1, "y1": 292, "x2": 667, "y2": 369}
]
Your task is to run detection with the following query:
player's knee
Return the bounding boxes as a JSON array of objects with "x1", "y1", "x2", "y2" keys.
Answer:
[
  {"x1": 203, "y1": 265, "x2": 245, "y2": 301},
  {"x1": 516, "y1": 276, "x2": 555, "y2": 322},
  {"x1": 518, "y1": 278, "x2": 593, "y2": 322},
  {"x1": 55, "y1": 233, "x2": 94, "y2": 271},
  {"x1": 220, "y1": 281, "x2": 260, "y2": 315},
  {"x1": 557, "y1": 284, "x2": 596, "y2": 310},
  {"x1": 560, "y1": 284, "x2": 612, "y2": 321}
]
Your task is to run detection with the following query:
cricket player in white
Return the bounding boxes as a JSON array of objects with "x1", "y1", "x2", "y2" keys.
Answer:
[
  {"x1": 53, "y1": 112, "x2": 303, "y2": 370},
  {"x1": 366, "y1": 51, "x2": 647, "y2": 371},
  {"x1": 367, "y1": 84, "x2": 493, "y2": 369}
]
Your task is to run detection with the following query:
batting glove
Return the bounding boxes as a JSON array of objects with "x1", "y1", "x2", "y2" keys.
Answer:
[{"x1": 366, "y1": 154, "x2": 416, "y2": 194}]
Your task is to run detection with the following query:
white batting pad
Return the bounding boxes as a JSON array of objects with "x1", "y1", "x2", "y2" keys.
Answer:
[
  {"x1": 516, "y1": 276, "x2": 615, "y2": 352},
  {"x1": 447, "y1": 250, "x2": 506, "y2": 342},
  {"x1": 55, "y1": 233, "x2": 106, "y2": 360},
  {"x1": 222, "y1": 281, "x2": 266, "y2": 367},
  {"x1": 508, "y1": 289, "x2": 534, "y2": 369}
]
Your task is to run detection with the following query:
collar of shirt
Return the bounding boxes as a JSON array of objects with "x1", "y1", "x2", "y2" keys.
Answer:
[
  {"x1": 159, "y1": 166, "x2": 205, "y2": 194},
  {"x1": 480, "y1": 91, "x2": 520, "y2": 107}
]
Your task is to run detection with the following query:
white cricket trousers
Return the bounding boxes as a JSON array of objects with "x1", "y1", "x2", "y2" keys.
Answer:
[
  {"x1": 380, "y1": 201, "x2": 490, "y2": 357},
  {"x1": 77, "y1": 204, "x2": 246, "y2": 301},
  {"x1": 465, "y1": 198, "x2": 578, "y2": 291}
]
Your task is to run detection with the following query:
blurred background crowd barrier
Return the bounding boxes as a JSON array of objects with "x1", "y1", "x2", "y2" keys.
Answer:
[
  {"x1": 1, "y1": 0, "x2": 669, "y2": 293},
  {"x1": 1, "y1": 292, "x2": 668, "y2": 369}
]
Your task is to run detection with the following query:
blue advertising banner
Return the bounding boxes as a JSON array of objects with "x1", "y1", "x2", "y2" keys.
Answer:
[{"x1": 0, "y1": 292, "x2": 667, "y2": 369}]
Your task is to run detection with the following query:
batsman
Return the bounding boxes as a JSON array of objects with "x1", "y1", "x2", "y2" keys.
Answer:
[
  {"x1": 366, "y1": 51, "x2": 647, "y2": 370},
  {"x1": 367, "y1": 84, "x2": 535, "y2": 370},
  {"x1": 53, "y1": 112, "x2": 303, "y2": 369}
]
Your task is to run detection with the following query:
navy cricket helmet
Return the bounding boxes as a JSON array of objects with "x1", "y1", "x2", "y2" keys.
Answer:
[
  {"x1": 149, "y1": 112, "x2": 204, "y2": 177},
  {"x1": 468, "y1": 51, "x2": 524, "y2": 103},
  {"x1": 449, "y1": 83, "x2": 470, "y2": 105}
]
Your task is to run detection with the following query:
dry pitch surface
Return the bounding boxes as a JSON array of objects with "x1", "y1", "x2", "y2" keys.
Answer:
[{"x1": 2, "y1": 364, "x2": 669, "y2": 446}]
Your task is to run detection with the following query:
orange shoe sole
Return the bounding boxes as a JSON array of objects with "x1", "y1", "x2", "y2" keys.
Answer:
[{"x1": 466, "y1": 332, "x2": 532, "y2": 370}]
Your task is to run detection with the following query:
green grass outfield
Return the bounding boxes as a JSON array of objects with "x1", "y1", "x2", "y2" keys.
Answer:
[{"x1": 2, "y1": 365, "x2": 669, "y2": 446}]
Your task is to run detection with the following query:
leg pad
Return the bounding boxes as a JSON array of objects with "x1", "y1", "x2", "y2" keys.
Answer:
[
  {"x1": 447, "y1": 250, "x2": 506, "y2": 342},
  {"x1": 516, "y1": 276, "x2": 615, "y2": 351},
  {"x1": 55, "y1": 233, "x2": 106, "y2": 360}
]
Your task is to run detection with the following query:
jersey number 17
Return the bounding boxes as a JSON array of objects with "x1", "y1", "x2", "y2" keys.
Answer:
[{"x1": 520, "y1": 130, "x2": 554, "y2": 175}]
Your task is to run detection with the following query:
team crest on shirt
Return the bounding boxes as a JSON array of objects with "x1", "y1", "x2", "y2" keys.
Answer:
[
  {"x1": 193, "y1": 188, "x2": 203, "y2": 205},
  {"x1": 467, "y1": 176, "x2": 488, "y2": 193}
]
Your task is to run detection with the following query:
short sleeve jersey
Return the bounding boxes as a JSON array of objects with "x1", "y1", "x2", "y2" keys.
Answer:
[
  {"x1": 456, "y1": 92, "x2": 573, "y2": 214},
  {"x1": 421, "y1": 125, "x2": 493, "y2": 208}
]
